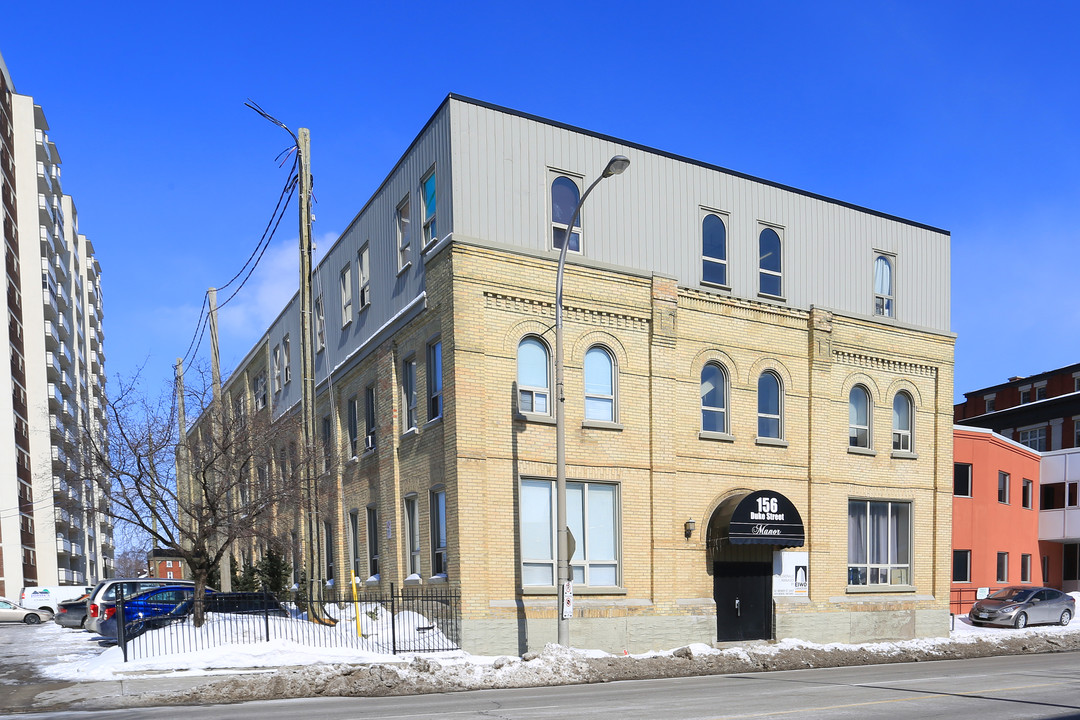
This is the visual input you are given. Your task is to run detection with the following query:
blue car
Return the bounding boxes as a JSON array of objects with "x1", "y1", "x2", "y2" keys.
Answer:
[{"x1": 99, "y1": 586, "x2": 213, "y2": 641}]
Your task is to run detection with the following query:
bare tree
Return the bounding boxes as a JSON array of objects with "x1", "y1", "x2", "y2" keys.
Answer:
[
  {"x1": 87, "y1": 366, "x2": 303, "y2": 626},
  {"x1": 114, "y1": 547, "x2": 149, "y2": 578}
]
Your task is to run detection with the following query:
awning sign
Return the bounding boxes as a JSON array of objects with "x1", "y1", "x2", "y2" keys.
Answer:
[{"x1": 727, "y1": 490, "x2": 805, "y2": 546}]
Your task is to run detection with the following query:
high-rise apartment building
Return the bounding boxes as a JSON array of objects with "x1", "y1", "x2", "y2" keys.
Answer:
[{"x1": 0, "y1": 51, "x2": 111, "y2": 596}]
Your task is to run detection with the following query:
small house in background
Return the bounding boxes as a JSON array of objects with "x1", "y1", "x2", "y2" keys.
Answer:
[{"x1": 147, "y1": 548, "x2": 187, "y2": 580}]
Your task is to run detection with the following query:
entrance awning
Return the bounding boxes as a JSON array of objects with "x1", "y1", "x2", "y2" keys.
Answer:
[{"x1": 710, "y1": 490, "x2": 805, "y2": 547}]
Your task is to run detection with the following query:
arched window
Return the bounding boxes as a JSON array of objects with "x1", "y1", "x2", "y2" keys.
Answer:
[
  {"x1": 849, "y1": 385, "x2": 871, "y2": 448},
  {"x1": 759, "y1": 228, "x2": 782, "y2": 297},
  {"x1": 757, "y1": 371, "x2": 782, "y2": 439},
  {"x1": 874, "y1": 255, "x2": 893, "y2": 317},
  {"x1": 893, "y1": 392, "x2": 913, "y2": 451},
  {"x1": 702, "y1": 214, "x2": 727, "y2": 286},
  {"x1": 584, "y1": 346, "x2": 616, "y2": 422},
  {"x1": 517, "y1": 337, "x2": 550, "y2": 415},
  {"x1": 701, "y1": 363, "x2": 728, "y2": 433},
  {"x1": 551, "y1": 176, "x2": 581, "y2": 253}
]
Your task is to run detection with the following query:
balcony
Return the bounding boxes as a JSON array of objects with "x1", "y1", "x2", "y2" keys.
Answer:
[
  {"x1": 43, "y1": 319, "x2": 60, "y2": 349},
  {"x1": 58, "y1": 568, "x2": 74, "y2": 583},
  {"x1": 89, "y1": 325, "x2": 99, "y2": 349},
  {"x1": 56, "y1": 536, "x2": 71, "y2": 555},
  {"x1": 100, "y1": 538, "x2": 114, "y2": 557},
  {"x1": 50, "y1": 414, "x2": 64, "y2": 438},
  {"x1": 71, "y1": 543, "x2": 83, "y2": 557},
  {"x1": 56, "y1": 281, "x2": 69, "y2": 310},
  {"x1": 52, "y1": 475, "x2": 66, "y2": 496},
  {"x1": 42, "y1": 288, "x2": 58, "y2": 319},
  {"x1": 54, "y1": 252, "x2": 67, "y2": 280},
  {"x1": 58, "y1": 341, "x2": 72, "y2": 368},
  {"x1": 62, "y1": 400, "x2": 75, "y2": 422},
  {"x1": 45, "y1": 351, "x2": 60, "y2": 380},
  {"x1": 70, "y1": 513, "x2": 82, "y2": 530},
  {"x1": 54, "y1": 507, "x2": 70, "y2": 528},
  {"x1": 51, "y1": 444, "x2": 66, "y2": 470},
  {"x1": 46, "y1": 382, "x2": 62, "y2": 409}
]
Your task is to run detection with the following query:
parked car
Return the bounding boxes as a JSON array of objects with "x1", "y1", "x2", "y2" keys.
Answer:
[
  {"x1": 19, "y1": 585, "x2": 94, "y2": 615},
  {"x1": 85, "y1": 578, "x2": 196, "y2": 635},
  {"x1": 969, "y1": 586, "x2": 1075, "y2": 628},
  {"x1": 0, "y1": 597, "x2": 53, "y2": 624},
  {"x1": 55, "y1": 593, "x2": 91, "y2": 629},
  {"x1": 98, "y1": 586, "x2": 211, "y2": 641}
]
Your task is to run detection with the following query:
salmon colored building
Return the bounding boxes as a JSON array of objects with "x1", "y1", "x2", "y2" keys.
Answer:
[{"x1": 952, "y1": 427, "x2": 1041, "y2": 614}]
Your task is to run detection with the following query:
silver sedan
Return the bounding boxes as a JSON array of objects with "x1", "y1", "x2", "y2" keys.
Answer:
[
  {"x1": 0, "y1": 597, "x2": 53, "y2": 624},
  {"x1": 969, "y1": 586, "x2": 1075, "y2": 628}
]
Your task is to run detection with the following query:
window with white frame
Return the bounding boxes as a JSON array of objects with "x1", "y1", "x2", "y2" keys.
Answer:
[
  {"x1": 849, "y1": 385, "x2": 871, "y2": 448},
  {"x1": 702, "y1": 213, "x2": 727, "y2": 287},
  {"x1": 340, "y1": 265, "x2": 353, "y2": 326},
  {"x1": 999, "y1": 471, "x2": 1010, "y2": 504},
  {"x1": 366, "y1": 505, "x2": 379, "y2": 578},
  {"x1": 1019, "y1": 426, "x2": 1047, "y2": 451},
  {"x1": 517, "y1": 337, "x2": 550, "y2": 415},
  {"x1": 892, "y1": 392, "x2": 913, "y2": 451},
  {"x1": 953, "y1": 549, "x2": 971, "y2": 583},
  {"x1": 1036, "y1": 383, "x2": 1047, "y2": 401},
  {"x1": 402, "y1": 357, "x2": 417, "y2": 432},
  {"x1": 700, "y1": 362, "x2": 728, "y2": 433},
  {"x1": 1019, "y1": 387, "x2": 1032, "y2": 404},
  {"x1": 364, "y1": 385, "x2": 376, "y2": 452},
  {"x1": 874, "y1": 254, "x2": 894, "y2": 317},
  {"x1": 1021, "y1": 553, "x2": 1032, "y2": 582},
  {"x1": 358, "y1": 245, "x2": 371, "y2": 310},
  {"x1": 282, "y1": 335, "x2": 291, "y2": 384},
  {"x1": 272, "y1": 345, "x2": 282, "y2": 392},
  {"x1": 758, "y1": 227, "x2": 783, "y2": 297},
  {"x1": 847, "y1": 499, "x2": 911, "y2": 587},
  {"x1": 584, "y1": 346, "x2": 616, "y2": 422},
  {"x1": 997, "y1": 552, "x2": 1008, "y2": 583},
  {"x1": 404, "y1": 495, "x2": 420, "y2": 577},
  {"x1": 431, "y1": 488, "x2": 447, "y2": 576},
  {"x1": 422, "y1": 169, "x2": 437, "y2": 247},
  {"x1": 314, "y1": 296, "x2": 326, "y2": 352},
  {"x1": 427, "y1": 340, "x2": 443, "y2": 421},
  {"x1": 347, "y1": 395, "x2": 358, "y2": 457},
  {"x1": 954, "y1": 463, "x2": 973, "y2": 496},
  {"x1": 984, "y1": 394, "x2": 995, "y2": 413},
  {"x1": 396, "y1": 195, "x2": 411, "y2": 270},
  {"x1": 757, "y1": 371, "x2": 783, "y2": 439},
  {"x1": 350, "y1": 510, "x2": 362, "y2": 576},
  {"x1": 233, "y1": 392, "x2": 246, "y2": 431},
  {"x1": 551, "y1": 175, "x2": 582, "y2": 253},
  {"x1": 1023, "y1": 478, "x2": 1034, "y2": 509},
  {"x1": 521, "y1": 479, "x2": 619, "y2": 587},
  {"x1": 253, "y1": 372, "x2": 267, "y2": 410}
]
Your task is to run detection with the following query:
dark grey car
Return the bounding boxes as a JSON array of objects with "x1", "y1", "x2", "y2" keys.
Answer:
[
  {"x1": 969, "y1": 586, "x2": 1075, "y2": 628},
  {"x1": 55, "y1": 594, "x2": 90, "y2": 629}
]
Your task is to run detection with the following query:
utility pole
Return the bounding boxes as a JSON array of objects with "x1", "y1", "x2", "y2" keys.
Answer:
[
  {"x1": 175, "y1": 358, "x2": 189, "y2": 554},
  {"x1": 297, "y1": 128, "x2": 323, "y2": 603},
  {"x1": 208, "y1": 288, "x2": 232, "y2": 592}
]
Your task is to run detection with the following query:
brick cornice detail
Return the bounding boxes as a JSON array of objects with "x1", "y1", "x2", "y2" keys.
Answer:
[
  {"x1": 833, "y1": 349, "x2": 938, "y2": 378},
  {"x1": 484, "y1": 292, "x2": 650, "y2": 332}
]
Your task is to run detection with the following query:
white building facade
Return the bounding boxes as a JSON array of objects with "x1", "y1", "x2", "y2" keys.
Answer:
[{"x1": 0, "y1": 51, "x2": 111, "y2": 596}]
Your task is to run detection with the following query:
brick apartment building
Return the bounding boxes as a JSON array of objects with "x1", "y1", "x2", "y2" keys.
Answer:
[
  {"x1": 955, "y1": 362, "x2": 1080, "y2": 452},
  {"x1": 191, "y1": 95, "x2": 955, "y2": 654}
]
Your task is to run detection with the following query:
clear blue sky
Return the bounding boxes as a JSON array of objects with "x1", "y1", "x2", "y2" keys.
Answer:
[{"x1": 2, "y1": 2, "x2": 1077, "y2": 401}]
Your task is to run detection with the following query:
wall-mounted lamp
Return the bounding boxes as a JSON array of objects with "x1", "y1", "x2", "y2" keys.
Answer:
[{"x1": 684, "y1": 518, "x2": 696, "y2": 540}]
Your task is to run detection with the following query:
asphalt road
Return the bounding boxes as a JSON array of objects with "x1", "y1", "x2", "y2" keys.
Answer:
[{"x1": 8, "y1": 650, "x2": 1080, "y2": 719}]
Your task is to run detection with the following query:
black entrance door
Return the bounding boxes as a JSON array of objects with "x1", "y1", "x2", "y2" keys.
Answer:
[{"x1": 714, "y1": 561, "x2": 772, "y2": 642}]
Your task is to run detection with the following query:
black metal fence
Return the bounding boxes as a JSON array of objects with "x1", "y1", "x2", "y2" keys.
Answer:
[{"x1": 115, "y1": 583, "x2": 460, "y2": 662}]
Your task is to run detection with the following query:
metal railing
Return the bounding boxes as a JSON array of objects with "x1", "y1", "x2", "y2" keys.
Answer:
[
  {"x1": 116, "y1": 583, "x2": 460, "y2": 662},
  {"x1": 950, "y1": 585, "x2": 1002, "y2": 615}
]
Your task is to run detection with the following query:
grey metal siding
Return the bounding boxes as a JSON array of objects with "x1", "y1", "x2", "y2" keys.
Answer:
[
  {"x1": 448, "y1": 99, "x2": 950, "y2": 333},
  {"x1": 267, "y1": 105, "x2": 452, "y2": 421}
]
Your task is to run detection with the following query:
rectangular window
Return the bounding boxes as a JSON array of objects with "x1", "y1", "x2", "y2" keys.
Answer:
[
  {"x1": 1020, "y1": 388, "x2": 1031, "y2": 404},
  {"x1": 427, "y1": 340, "x2": 443, "y2": 421},
  {"x1": 321, "y1": 415, "x2": 332, "y2": 472},
  {"x1": 364, "y1": 385, "x2": 376, "y2": 451},
  {"x1": 340, "y1": 265, "x2": 353, "y2": 326},
  {"x1": 1067, "y1": 544, "x2": 1079, "y2": 583},
  {"x1": 314, "y1": 296, "x2": 326, "y2": 352},
  {"x1": 997, "y1": 552, "x2": 1008, "y2": 583},
  {"x1": 272, "y1": 345, "x2": 282, "y2": 392},
  {"x1": 253, "y1": 372, "x2": 267, "y2": 410},
  {"x1": 282, "y1": 335, "x2": 291, "y2": 384},
  {"x1": 1036, "y1": 385, "x2": 1047, "y2": 401},
  {"x1": 1021, "y1": 553, "x2": 1032, "y2": 583},
  {"x1": 847, "y1": 499, "x2": 912, "y2": 587},
  {"x1": 166, "y1": 560, "x2": 173, "y2": 568},
  {"x1": 347, "y1": 395, "x2": 358, "y2": 457},
  {"x1": 998, "y1": 471, "x2": 1010, "y2": 504},
  {"x1": 1019, "y1": 427, "x2": 1047, "y2": 451},
  {"x1": 167, "y1": 572, "x2": 174, "y2": 579},
  {"x1": 421, "y1": 169, "x2": 437, "y2": 247},
  {"x1": 396, "y1": 195, "x2": 411, "y2": 270},
  {"x1": 233, "y1": 392, "x2": 246, "y2": 430},
  {"x1": 1022, "y1": 479, "x2": 1033, "y2": 509},
  {"x1": 402, "y1": 357, "x2": 417, "y2": 432},
  {"x1": 404, "y1": 496, "x2": 420, "y2": 576},
  {"x1": 953, "y1": 464, "x2": 973, "y2": 497},
  {"x1": 324, "y1": 520, "x2": 334, "y2": 581},
  {"x1": 521, "y1": 479, "x2": 619, "y2": 587},
  {"x1": 873, "y1": 253, "x2": 894, "y2": 317},
  {"x1": 366, "y1": 506, "x2": 379, "y2": 578},
  {"x1": 984, "y1": 395, "x2": 995, "y2": 413},
  {"x1": 952, "y1": 549, "x2": 971, "y2": 583},
  {"x1": 358, "y1": 245, "x2": 370, "y2": 310},
  {"x1": 431, "y1": 488, "x2": 447, "y2": 576},
  {"x1": 1042, "y1": 555, "x2": 1050, "y2": 584},
  {"x1": 1071, "y1": 482, "x2": 1079, "y2": 507},
  {"x1": 350, "y1": 510, "x2": 362, "y2": 577}
]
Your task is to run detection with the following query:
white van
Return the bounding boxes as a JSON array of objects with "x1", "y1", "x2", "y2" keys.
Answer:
[{"x1": 19, "y1": 586, "x2": 94, "y2": 614}]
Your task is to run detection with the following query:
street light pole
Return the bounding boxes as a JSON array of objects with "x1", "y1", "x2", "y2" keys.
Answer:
[{"x1": 555, "y1": 155, "x2": 629, "y2": 646}]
